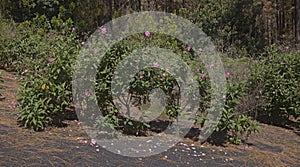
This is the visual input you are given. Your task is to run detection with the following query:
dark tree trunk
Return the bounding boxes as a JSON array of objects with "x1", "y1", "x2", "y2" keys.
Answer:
[
  {"x1": 99, "y1": 0, "x2": 112, "y2": 26},
  {"x1": 130, "y1": 0, "x2": 141, "y2": 12}
]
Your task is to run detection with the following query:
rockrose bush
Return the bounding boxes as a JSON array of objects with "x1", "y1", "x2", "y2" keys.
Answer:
[
  {"x1": 194, "y1": 57, "x2": 259, "y2": 144},
  {"x1": 90, "y1": 32, "x2": 195, "y2": 136},
  {"x1": 79, "y1": 27, "x2": 259, "y2": 143},
  {"x1": 248, "y1": 45, "x2": 300, "y2": 124},
  {"x1": 0, "y1": 17, "x2": 18, "y2": 70},
  {"x1": 10, "y1": 15, "x2": 80, "y2": 131}
]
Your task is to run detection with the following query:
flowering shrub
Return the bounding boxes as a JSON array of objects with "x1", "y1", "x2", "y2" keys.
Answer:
[
  {"x1": 248, "y1": 46, "x2": 300, "y2": 124},
  {"x1": 0, "y1": 17, "x2": 18, "y2": 70},
  {"x1": 216, "y1": 82, "x2": 259, "y2": 144},
  {"x1": 92, "y1": 33, "x2": 190, "y2": 135},
  {"x1": 0, "y1": 14, "x2": 74, "y2": 71},
  {"x1": 193, "y1": 55, "x2": 260, "y2": 144},
  {"x1": 86, "y1": 27, "x2": 259, "y2": 143},
  {"x1": 1, "y1": 15, "x2": 80, "y2": 131}
]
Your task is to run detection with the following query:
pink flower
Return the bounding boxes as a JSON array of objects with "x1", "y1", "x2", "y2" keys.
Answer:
[
  {"x1": 47, "y1": 57, "x2": 54, "y2": 64},
  {"x1": 244, "y1": 144, "x2": 249, "y2": 150},
  {"x1": 21, "y1": 69, "x2": 29, "y2": 75},
  {"x1": 145, "y1": 31, "x2": 151, "y2": 37},
  {"x1": 138, "y1": 73, "x2": 143, "y2": 79},
  {"x1": 153, "y1": 62, "x2": 159, "y2": 68},
  {"x1": 11, "y1": 33, "x2": 16, "y2": 37},
  {"x1": 96, "y1": 148, "x2": 100, "y2": 152},
  {"x1": 285, "y1": 46, "x2": 289, "y2": 50},
  {"x1": 72, "y1": 28, "x2": 75, "y2": 33},
  {"x1": 81, "y1": 42, "x2": 85, "y2": 45},
  {"x1": 101, "y1": 27, "x2": 107, "y2": 34},
  {"x1": 187, "y1": 46, "x2": 191, "y2": 52},
  {"x1": 198, "y1": 48, "x2": 203, "y2": 52},
  {"x1": 201, "y1": 74, "x2": 206, "y2": 79},
  {"x1": 226, "y1": 72, "x2": 230, "y2": 78},
  {"x1": 91, "y1": 139, "x2": 96, "y2": 145},
  {"x1": 47, "y1": 32, "x2": 51, "y2": 36},
  {"x1": 85, "y1": 91, "x2": 91, "y2": 97},
  {"x1": 37, "y1": 29, "x2": 40, "y2": 33},
  {"x1": 93, "y1": 48, "x2": 98, "y2": 54},
  {"x1": 10, "y1": 102, "x2": 18, "y2": 109},
  {"x1": 209, "y1": 63, "x2": 214, "y2": 69},
  {"x1": 278, "y1": 46, "x2": 283, "y2": 51},
  {"x1": 223, "y1": 95, "x2": 226, "y2": 99}
]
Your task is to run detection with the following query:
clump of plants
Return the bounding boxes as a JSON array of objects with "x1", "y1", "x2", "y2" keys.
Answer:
[
  {"x1": 91, "y1": 32, "x2": 190, "y2": 136},
  {"x1": 0, "y1": 16, "x2": 18, "y2": 70},
  {"x1": 215, "y1": 82, "x2": 259, "y2": 144},
  {"x1": 248, "y1": 45, "x2": 300, "y2": 125},
  {"x1": 8, "y1": 15, "x2": 80, "y2": 131},
  {"x1": 86, "y1": 26, "x2": 260, "y2": 144}
]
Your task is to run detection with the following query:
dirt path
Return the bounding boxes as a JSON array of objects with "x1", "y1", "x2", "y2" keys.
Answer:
[{"x1": 0, "y1": 70, "x2": 299, "y2": 166}]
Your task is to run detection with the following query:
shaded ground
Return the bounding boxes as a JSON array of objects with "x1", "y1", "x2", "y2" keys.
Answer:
[{"x1": 0, "y1": 70, "x2": 299, "y2": 167}]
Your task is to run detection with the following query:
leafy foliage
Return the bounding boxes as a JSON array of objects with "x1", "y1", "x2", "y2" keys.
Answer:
[
  {"x1": 0, "y1": 15, "x2": 80, "y2": 131},
  {"x1": 248, "y1": 45, "x2": 300, "y2": 123},
  {"x1": 91, "y1": 31, "x2": 191, "y2": 135},
  {"x1": 180, "y1": 0, "x2": 265, "y2": 56},
  {"x1": 216, "y1": 82, "x2": 259, "y2": 144}
]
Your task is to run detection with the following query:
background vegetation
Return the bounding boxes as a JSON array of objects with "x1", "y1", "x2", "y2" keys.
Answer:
[{"x1": 0, "y1": 0, "x2": 299, "y2": 144}]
